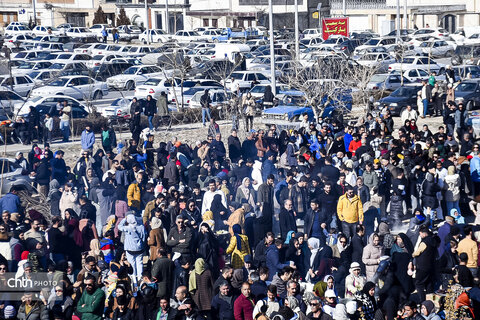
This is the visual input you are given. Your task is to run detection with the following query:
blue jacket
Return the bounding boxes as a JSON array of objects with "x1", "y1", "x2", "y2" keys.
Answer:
[
  {"x1": 266, "y1": 244, "x2": 289, "y2": 281},
  {"x1": 262, "y1": 159, "x2": 277, "y2": 182},
  {"x1": 118, "y1": 218, "x2": 146, "y2": 252},
  {"x1": 81, "y1": 130, "x2": 95, "y2": 151},
  {"x1": 0, "y1": 193, "x2": 20, "y2": 214},
  {"x1": 51, "y1": 157, "x2": 67, "y2": 185},
  {"x1": 471, "y1": 156, "x2": 480, "y2": 182}
]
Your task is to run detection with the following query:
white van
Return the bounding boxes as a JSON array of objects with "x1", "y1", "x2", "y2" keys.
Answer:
[{"x1": 208, "y1": 43, "x2": 250, "y2": 62}]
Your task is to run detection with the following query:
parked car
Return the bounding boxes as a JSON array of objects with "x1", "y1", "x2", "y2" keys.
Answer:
[
  {"x1": 0, "y1": 158, "x2": 35, "y2": 195},
  {"x1": 30, "y1": 76, "x2": 108, "y2": 100},
  {"x1": 188, "y1": 89, "x2": 231, "y2": 109},
  {"x1": 4, "y1": 25, "x2": 32, "y2": 37},
  {"x1": 0, "y1": 90, "x2": 25, "y2": 116},
  {"x1": 375, "y1": 85, "x2": 422, "y2": 115},
  {"x1": 106, "y1": 65, "x2": 163, "y2": 90},
  {"x1": 139, "y1": 29, "x2": 170, "y2": 44},
  {"x1": 0, "y1": 75, "x2": 35, "y2": 97},
  {"x1": 454, "y1": 80, "x2": 480, "y2": 110},
  {"x1": 388, "y1": 56, "x2": 445, "y2": 73},
  {"x1": 14, "y1": 95, "x2": 87, "y2": 115},
  {"x1": 366, "y1": 73, "x2": 410, "y2": 91},
  {"x1": 356, "y1": 52, "x2": 396, "y2": 73},
  {"x1": 419, "y1": 39, "x2": 455, "y2": 57},
  {"x1": 224, "y1": 71, "x2": 270, "y2": 91}
]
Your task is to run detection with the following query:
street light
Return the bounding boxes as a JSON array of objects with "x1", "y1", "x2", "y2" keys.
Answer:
[
  {"x1": 268, "y1": 0, "x2": 276, "y2": 95},
  {"x1": 294, "y1": 0, "x2": 299, "y2": 59},
  {"x1": 145, "y1": 0, "x2": 150, "y2": 44}
]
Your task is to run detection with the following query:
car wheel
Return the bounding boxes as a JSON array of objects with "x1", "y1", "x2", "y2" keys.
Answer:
[
  {"x1": 126, "y1": 81, "x2": 135, "y2": 90},
  {"x1": 213, "y1": 39, "x2": 219, "y2": 43},
  {"x1": 93, "y1": 91, "x2": 103, "y2": 100},
  {"x1": 467, "y1": 100, "x2": 474, "y2": 111}
]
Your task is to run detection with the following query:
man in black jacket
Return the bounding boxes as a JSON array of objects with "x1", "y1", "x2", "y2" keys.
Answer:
[
  {"x1": 256, "y1": 175, "x2": 275, "y2": 242},
  {"x1": 320, "y1": 157, "x2": 339, "y2": 184},
  {"x1": 228, "y1": 129, "x2": 242, "y2": 163},
  {"x1": 412, "y1": 226, "x2": 436, "y2": 302},
  {"x1": 279, "y1": 199, "x2": 297, "y2": 240},
  {"x1": 304, "y1": 199, "x2": 329, "y2": 240}
]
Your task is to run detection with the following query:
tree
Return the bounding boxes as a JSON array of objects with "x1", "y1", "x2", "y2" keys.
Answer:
[
  {"x1": 116, "y1": 7, "x2": 131, "y2": 26},
  {"x1": 93, "y1": 6, "x2": 107, "y2": 25}
]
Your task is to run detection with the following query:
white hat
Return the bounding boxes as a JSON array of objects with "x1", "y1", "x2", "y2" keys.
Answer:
[
  {"x1": 325, "y1": 289, "x2": 336, "y2": 298},
  {"x1": 346, "y1": 301, "x2": 357, "y2": 314}
]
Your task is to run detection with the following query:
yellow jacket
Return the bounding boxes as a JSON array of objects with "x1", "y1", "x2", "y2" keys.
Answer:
[
  {"x1": 337, "y1": 194, "x2": 364, "y2": 224},
  {"x1": 143, "y1": 199, "x2": 157, "y2": 224},
  {"x1": 457, "y1": 237, "x2": 478, "y2": 269},
  {"x1": 127, "y1": 183, "x2": 141, "y2": 209},
  {"x1": 226, "y1": 234, "x2": 251, "y2": 269}
]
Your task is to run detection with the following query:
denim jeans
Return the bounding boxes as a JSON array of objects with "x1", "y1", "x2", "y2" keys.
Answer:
[
  {"x1": 446, "y1": 200, "x2": 461, "y2": 216},
  {"x1": 148, "y1": 116, "x2": 154, "y2": 130},
  {"x1": 125, "y1": 250, "x2": 143, "y2": 284},
  {"x1": 422, "y1": 99, "x2": 429, "y2": 117},
  {"x1": 202, "y1": 108, "x2": 211, "y2": 125},
  {"x1": 59, "y1": 120, "x2": 70, "y2": 142}
]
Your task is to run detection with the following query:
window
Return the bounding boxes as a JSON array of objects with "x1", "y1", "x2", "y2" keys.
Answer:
[
  {"x1": 257, "y1": 73, "x2": 268, "y2": 80},
  {"x1": 246, "y1": 74, "x2": 256, "y2": 81},
  {"x1": 16, "y1": 77, "x2": 30, "y2": 84},
  {"x1": 77, "y1": 77, "x2": 90, "y2": 85},
  {"x1": 408, "y1": 70, "x2": 418, "y2": 77},
  {"x1": 203, "y1": 19, "x2": 209, "y2": 27}
]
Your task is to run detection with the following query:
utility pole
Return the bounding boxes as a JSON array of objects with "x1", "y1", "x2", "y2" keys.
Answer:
[
  {"x1": 165, "y1": 0, "x2": 169, "y2": 34},
  {"x1": 404, "y1": 0, "x2": 407, "y2": 29},
  {"x1": 145, "y1": 0, "x2": 150, "y2": 44},
  {"x1": 342, "y1": 0, "x2": 346, "y2": 16},
  {"x1": 396, "y1": 0, "x2": 400, "y2": 41},
  {"x1": 33, "y1": 0, "x2": 36, "y2": 26},
  {"x1": 294, "y1": 0, "x2": 299, "y2": 60},
  {"x1": 317, "y1": 3, "x2": 322, "y2": 36},
  {"x1": 268, "y1": 0, "x2": 276, "y2": 95}
]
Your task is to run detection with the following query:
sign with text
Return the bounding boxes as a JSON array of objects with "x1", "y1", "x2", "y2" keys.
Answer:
[{"x1": 322, "y1": 17, "x2": 349, "y2": 40}]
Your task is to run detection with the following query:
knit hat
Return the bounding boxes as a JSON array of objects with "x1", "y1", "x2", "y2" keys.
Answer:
[
  {"x1": 4, "y1": 305, "x2": 15, "y2": 319},
  {"x1": 422, "y1": 300, "x2": 435, "y2": 315}
]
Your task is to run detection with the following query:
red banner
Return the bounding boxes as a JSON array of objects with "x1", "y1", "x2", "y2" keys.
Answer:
[{"x1": 322, "y1": 18, "x2": 349, "y2": 40}]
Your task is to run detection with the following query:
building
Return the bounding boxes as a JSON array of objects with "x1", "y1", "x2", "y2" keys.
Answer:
[{"x1": 329, "y1": 0, "x2": 480, "y2": 35}]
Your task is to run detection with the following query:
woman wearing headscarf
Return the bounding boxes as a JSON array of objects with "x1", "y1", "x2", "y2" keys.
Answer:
[
  {"x1": 307, "y1": 237, "x2": 334, "y2": 283},
  {"x1": 345, "y1": 262, "x2": 366, "y2": 299},
  {"x1": 439, "y1": 239, "x2": 459, "y2": 290},
  {"x1": 34, "y1": 153, "x2": 51, "y2": 197},
  {"x1": 285, "y1": 238, "x2": 306, "y2": 278},
  {"x1": 390, "y1": 233, "x2": 414, "y2": 297},
  {"x1": 211, "y1": 194, "x2": 229, "y2": 231},
  {"x1": 354, "y1": 282, "x2": 377, "y2": 320},
  {"x1": 226, "y1": 204, "x2": 245, "y2": 236},
  {"x1": 226, "y1": 224, "x2": 251, "y2": 269},
  {"x1": 235, "y1": 177, "x2": 257, "y2": 209},
  {"x1": 284, "y1": 231, "x2": 295, "y2": 245},
  {"x1": 48, "y1": 179, "x2": 61, "y2": 217},
  {"x1": 118, "y1": 214, "x2": 146, "y2": 285},
  {"x1": 189, "y1": 258, "x2": 214, "y2": 318},
  {"x1": 147, "y1": 217, "x2": 167, "y2": 261},
  {"x1": 197, "y1": 222, "x2": 219, "y2": 277},
  {"x1": 86, "y1": 239, "x2": 103, "y2": 263},
  {"x1": 285, "y1": 296, "x2": 308, "y2": 320},
  {"x1": 313, "y1": 275, "x2": 336, "y2": 299},
  {"x1": 450, "y1": 208, "x2": 465, "y2": 224},
  {"x1": 421, "y1": 172, "x2": 442, "y2": 219},
  {"x1": 28, "y1": 144, "x2": 42, "y2": 172},
  {"x1": 362, "y1": 233, "x2": 384, "y2": 281},
  {"x1": 92, "y1": 149, "x2": 107, "y2": 179},
  {"x1": 421, "y1": 300, "x2": 441, "y2": 320}
]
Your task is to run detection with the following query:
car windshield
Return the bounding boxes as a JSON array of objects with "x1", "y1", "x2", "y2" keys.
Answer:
[
  {"x1": 144, "y1": 78, "x2": 161, "y2": 86},
  {"x1": 49, "y1": 78, "x2": 69, "y2": 86},
  {"x1": 456, "y1": 82, "x2": 477, "y2": 92},
  {"x1": 323, "y1": 38, "x2": 339, "y2": 44},
  {"x1": 370, "y1": 74, "x2": 388, "y2": 82},
  {"x1": 230, "y1": 73, "x2": 244, "y2": 80},
  {"x1": 365, "y1": 39, "x2": 380, "y2": 45},
  {"x1": 282, "y1": 95, "x2": 306, "y2": 105},
  {"x1": 28, "y1": 71, "x2": 40, "y2": 79},
  {"x1": 184, "y1": 87, "x2": 204, "y2": 95},
  {"x1": 419, "y1": 42, "x2": 432, "y2": 48},
  {"x1": 49, "y1": 63, "x2": 66, "y2": 69},
  {"x1": 0, "y1": 91, "x2": 21, "y2": 100},
  {"x1": 400, "y1": 58, "x2": 415, "y2": 64},
  {"x1": 18, "y1": 62, "x2": 35, "y2": 69},
  {"x1": 391, "y1": 87, "x2": 416, "y2": 97},
  {"x1": 92, "y1": 55, "x2": 104, "y2": 61},
  {"x1": 123, "y1": 66, "x2": 139, "y2": 74}
]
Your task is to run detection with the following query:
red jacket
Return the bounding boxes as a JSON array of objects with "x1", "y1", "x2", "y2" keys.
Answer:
[
  {"x1": 234, "y1": 294, "x2": 255, "y2": 320},
  {"x1": 349, "y1": 140, "x2": 362, "y2": 156}
]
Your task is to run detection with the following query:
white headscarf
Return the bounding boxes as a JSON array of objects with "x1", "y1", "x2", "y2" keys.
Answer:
[{"x1": 308, "y1": 237, "x2": 320, "y2": 266}]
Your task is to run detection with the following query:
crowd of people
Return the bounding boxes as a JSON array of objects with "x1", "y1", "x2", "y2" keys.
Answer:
[{"x1": 1, "y1": 79, "x2": 480, "y2": 320}]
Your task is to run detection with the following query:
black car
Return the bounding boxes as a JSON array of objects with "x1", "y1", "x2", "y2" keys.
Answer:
[
  {"x1": 376, "y1": 85, "x2": 422, "y2": 116},
  {"x1": 454, "y1": 80, "x2": 480, "y2": 110}
]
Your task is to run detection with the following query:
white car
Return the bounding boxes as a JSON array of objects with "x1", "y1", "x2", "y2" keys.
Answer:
[
  {"x1": 48, "y1": 62, "x2": 88, "y2": 72},
  {"x1": 117, "y1": 25, "x2": 142, "y2": 38},
  {"x1": 66, "y1": 27, "x2": 95, "y2": 39},
  {"x1": 97, "y1": 96, "x2": 133, "y2": 118},
  {"x1": 90, "y1": 44, "x2": 120, "y2": 56},
  {"x1": 224, "y1": 71, "x2": 271, "y2": 91},
  {"x1": 390, "y1": 68, "x2": 430, "y2": 83},
  {"x1": 4, "y1": 25, "x2": 32, "y2": 37},
  {"x1": 13, "y1": 61, "x2": 53, "y2": 74},
  {"x1": 73, "y1": 43, "x2": 100, "y2": 55},
  {"x1": 463, "y1": 33, "x2": 480, "y2": 45},
  {"x1": 0, "y1": 75, "x2": 35, "y2": 97},
  {"x1": 419, "y1": 40, "x2": 455, "y2": 57},
  {"x1": 411, "y1": 28, "x2": 449, "y2": 39},
  {"x1": 173, "y1": 30, "x2": 204, "y2": 42},
  {"x1": 0, "y1": 90, "x2": 25, "y2": 115},
  {"x1": 125, "y1": 46, "x2": 153, "y2": 57},
  {"x1": 356, "y1": 52, "x2": 396, "y2": 73},
  {"x1": 30, "y1": 76, "x2": 108, "y2": 100},
  {"x1": 106, "y1": 65, "x2": 163, "y2": 90},
  {"x1": 89, "y1": 24, "x2": 112, "y2": 39},
  {"x1": 320, "y1": 35, "x2": 349, "y2": 49},
  {"x1": 388, "y1": 56, "x2": 445, "y2": 73},
  {"x1": 134, "y1": 77, "x2": 180, "y2": 100},
  {"x1": 56, "y1": 23, "x2": 77, "y2": 34},
  {"x1": 11, "y1": 50, "x2": 44, "y2": 61},
  {"x1": 31, "y1": 26, "x2": 61, "y2": 36},
  {"x1": 26, "y1": 70, "x2": 56, "y2": 85},
  {"x1": 188, "y1": 89, "x2": 231, "y2": 109},
  {"x1": 139, "y1": 29, "x2": 170, "y2": 44},
  {"x1": 86, "y1": 54, "x2": 123, "y2": 69},
  {"x1": 3, "y1": 34, "x2": 34, "y2": 48},
  {"x1": 353, "y1": 37, "x2": 397, "y2": 56},
  {"x1": 300, "y1": 37, "x2": 323, "y2": 47},
  {"x1": 366, "y1": 73, "x2": 409, "y2": 91},
  {"x1": 54, "y1": 52, "x2": 92, "y2": 64},
  {"x1": 13, "y1": 95, "x2": 87, "y2": 116},
  {"x1": 302, "y1": 29, "x2": 322, "y2": 40}
]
